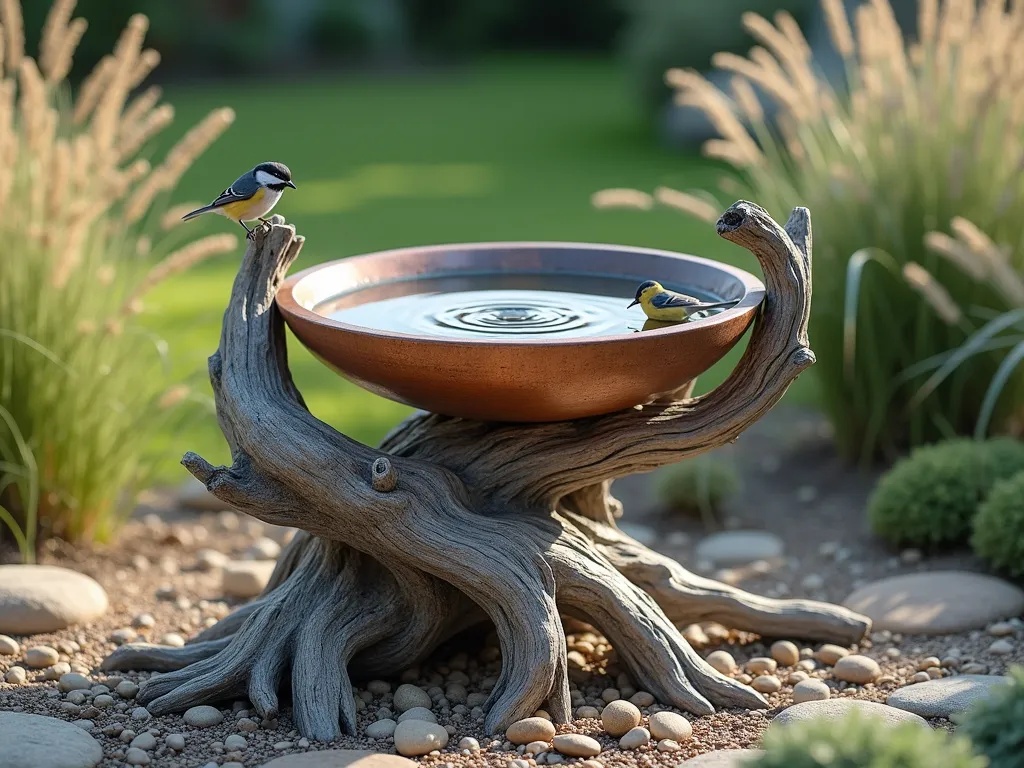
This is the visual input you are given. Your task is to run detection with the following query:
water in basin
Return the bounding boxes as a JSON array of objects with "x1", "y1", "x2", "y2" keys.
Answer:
[{"x1": 314, "y1": 273, "x2": 730, "y2": 339}]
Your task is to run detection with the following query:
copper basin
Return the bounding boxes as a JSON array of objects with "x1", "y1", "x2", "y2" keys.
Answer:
[{"x1": 276, "y1": 242, "x2": 765, "y2": 422}]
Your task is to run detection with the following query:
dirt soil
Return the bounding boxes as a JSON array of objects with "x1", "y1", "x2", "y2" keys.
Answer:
[{"x1": 1, "y1": 405, "x2": 1021, "y2": 768}]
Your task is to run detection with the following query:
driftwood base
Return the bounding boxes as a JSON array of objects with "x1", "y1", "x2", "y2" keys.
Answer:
[{"x1": 104, "y1": 203, "x2": 870, "y2": 741}]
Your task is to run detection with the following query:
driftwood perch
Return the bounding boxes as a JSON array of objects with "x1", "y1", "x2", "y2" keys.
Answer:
[{"x1": 104, "y1": 202, "x2": 870, "y2": 740}]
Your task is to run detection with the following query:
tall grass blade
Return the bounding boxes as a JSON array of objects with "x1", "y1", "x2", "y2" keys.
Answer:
[
  {"x1": 910, "y1": 309, "x2": 1024, "y2": 407},
  {"x1": 974, "y1": 339, "x2": 1024, "y2": 439},
  {"x1": 843, "y1": 248, "x2": 902, "y2": 384},
  {"x1": 0, "y1": 404, "x2": 37, "y2": 562}
]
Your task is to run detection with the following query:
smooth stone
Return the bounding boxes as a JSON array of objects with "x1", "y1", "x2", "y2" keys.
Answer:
[
  {"x1": 745, "y1": 658, "x2": 777, "y2": 675},
  {"x1": 392, "y1": 684, "x2": 432, "y2": 712},
  {"x1": 124, "y1": 747, "x2": 150, "y2": 765},
  {"x1": 649, "y1": 711, "x2": 692, "y2": 741},
  {"x1": 0, "y1": 634, "x2": 19, "y2": 654},
  {"x1": 221, "y1": 561, "x2": 276, "y2": 599},
  {"x1": 988, "y1": 639, "x2": 1014, "y2": 655},
  {"x1": 129, "y1": 732, "x2": 156, "y2": 750},
  {"x1": 843, "y1": 571, "x2": 1024, "y2": 634},
  {"x1": 244, "y1": 537, "x2": 281, "y2": 560},
  {"x1": 772, "y1": 699, "x2": 927, "y2": 729},
  {"x1": 553, "y1": 734, "x2": 602, "y2": 757},
  {"x1": 886, "y1": 675, "x2": 1012, "y2": 718},
  {"x1": 0, "y1": 712, "x2": 103, "y2": 768},
  {"x1": 507, "y1": 717, "x2": 556, "y2": 744},
  {"x1": 393, "y1": 720, "x2": 449, "y2": 757},
  {"x1": 396, "y1": 707, "x2": 436, "y2": 723},
  {"x1": 705, "y1": 650, "x2": 737, "y2": 674},
  {"x1": 629, "y1": 691, "x2": 655, "y2": 707},
  {"x1": 24, "y1": 645, "x2": 59, "y2": 668},
  {"x1": 258, "y1": 750, "x2": 416, "y2": 767},
  {"x1": 695, "y1": 531, "x2": 784, "y2": 567},
  {"x1": 0, "y1": 565, "x2": 108, "y2": 634},
  {"x1": 814, "y1": 645, "x2": 848, "y2": 665},
  {"x1": 792, "y1": 679, "x2": 831, "y2": 703},
  {"x1": 618, "y1": 726, "x2": 650, "y2": 749},
  {"x1": 833, "y1": 655, "x2": 881, "y2": 684},
  {"x1": 59, "y1": 673, "x2": 92, "y2": 692},
  {"x1": 752, "y1": 675, "x2": 782, "y2": 693},
  {"x1": 116, "y1": 680, "x2": 140, "y2": 699},
  {"x1": 680, "y1": 749, "x2": 765, "y2": 766},
  {"x1": 601, "y1": 700, "x2": 641, "y2": 736},
  {"x1": 770, "y1": 641, "x2": 800, "y2": 667},
  {"x1": 224, "y1": 734, "x2": 248, "y2": 750},
  {"x1": 365, "y1": 719, "x2": 397, "y2": 738},
  {"x1": 183, "y1": 705, "x2": 223, "y2": 727}
]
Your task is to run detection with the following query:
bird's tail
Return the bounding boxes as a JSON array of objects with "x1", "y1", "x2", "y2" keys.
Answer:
[
  {"x1": 694, "y1": 300, "x2": 740, "y2": 310},
  {"x1": 181, "y1": 204, "x2": 216, "y2": 221}
]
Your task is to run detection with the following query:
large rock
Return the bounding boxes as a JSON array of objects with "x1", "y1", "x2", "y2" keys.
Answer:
[
  {"x1": 0, "y1": 712, "x2": 103, "y2": 768},
  {"x1": 843, "y1": 571, "x2": 1024, "y2": 634},
  {"x1": 695, "y1": 531, "x2": 784, "y2": 567},
  {"x1": 259, "y1": 752, "x2": 416, "y2": 768},
  {"x1": 0, "y1": 565, "x2": 108, "y2": 634},
  {"x1": 771, "y1": 699, "x2": 927, "y2": 730},
  {"x1": 886, "y1": 675, "x2": 1012, "y2": 719},
  {"x1": 221, "y1": 561, "x2": 276, "y2": 599},
  {"x1": 680, "y1": 750, "x2": 765, "y2": 767}
]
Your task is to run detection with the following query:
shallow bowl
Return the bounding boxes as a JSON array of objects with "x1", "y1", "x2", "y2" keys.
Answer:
[{"x1": 276, "y1": 242, "x2": 765, "y2": 422}]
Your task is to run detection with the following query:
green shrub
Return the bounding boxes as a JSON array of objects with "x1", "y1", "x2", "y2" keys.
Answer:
[
  {"x1": 867, "y1": 438, "x2": 1024, "y2": 549},
  {"x1": 972, "y1": 472, "x2": 1024, "y2": 577},
  {"x1": 750, "y1": 710, "x2": 985, "y2": 768},
  {"x1": 643, "y1": 0, "x2": 1024, "y2": 461},
  {"x1": 0, "y1": 2, "x2": 233, "y2": 555},
  {"x1": 657, "y1": 457, "x2": 739, "y2": 522},
  {"x1": 980, "y1": 438, "x2": 1024, "y2": 487},
  {"x1": 959, "y1": 666, "x2": 1024, "y2": 768}
]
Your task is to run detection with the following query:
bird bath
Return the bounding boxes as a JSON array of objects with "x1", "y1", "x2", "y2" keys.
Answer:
[
  {"x1": 276, "y1": 243, "x2": 766, "y2": 422},
  {"x1": 103, "y1": 201, "x2": 870, "y2": 741}
]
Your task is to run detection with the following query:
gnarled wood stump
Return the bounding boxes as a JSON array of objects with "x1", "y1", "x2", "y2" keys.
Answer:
[{"x1": 104, "y1": 202, "x2": 870, "y2": 741}]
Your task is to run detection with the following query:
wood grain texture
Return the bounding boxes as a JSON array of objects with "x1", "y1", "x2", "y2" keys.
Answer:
[{"x1": 103, "y1": 204, "x2": 870, "y2": 740}]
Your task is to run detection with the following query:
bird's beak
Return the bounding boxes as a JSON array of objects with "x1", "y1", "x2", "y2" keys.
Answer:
[
  {"x1": 286, "y1": 181, "x2": 297, "y2": 189},
  {"x1": 627, "y1": 299, "x2": 639, "y2": 308}
]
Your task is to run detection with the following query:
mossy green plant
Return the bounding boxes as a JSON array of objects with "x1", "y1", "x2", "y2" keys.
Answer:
[
  {"x1": 657, "y1": 456, "x2": 740, "y2": 523},
  {"x1": 867, "y1": 437, "x2": 1024, "y2": 549},
  {"x1": 958, "y1": 665, "x2": 1024, "y2": 768},
  {"x1": 868, "y1": 439, "x2": 988, "y2": 548},
  {"x1": 750, "y1": 710, "x2": 986, "y2": 768},
  {"x1": 972, "y1": 471, "x2": 1024, "y2": 578}
]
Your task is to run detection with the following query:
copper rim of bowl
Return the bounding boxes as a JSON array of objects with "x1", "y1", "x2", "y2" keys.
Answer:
[{"x1": 276, "y1": 241, "x2": 767, "y2": 346}]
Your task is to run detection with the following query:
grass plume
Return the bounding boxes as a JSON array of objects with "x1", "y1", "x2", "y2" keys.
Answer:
[
  {"x1": 0, "y1": 0, "x2": 235, "y2": 555},
  {"x1": 638, "y1": 0, "x2": 1024, "y2": 461}
]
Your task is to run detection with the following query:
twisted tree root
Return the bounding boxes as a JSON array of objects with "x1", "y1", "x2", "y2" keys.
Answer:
[{"x1": 103, "y1": 204, "x2": 870, "y2": 739}]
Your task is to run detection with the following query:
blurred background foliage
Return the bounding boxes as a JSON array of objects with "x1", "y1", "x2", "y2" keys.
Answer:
[{"x1": 4, "y1": 0, "x2": 1023, "y2": 550}]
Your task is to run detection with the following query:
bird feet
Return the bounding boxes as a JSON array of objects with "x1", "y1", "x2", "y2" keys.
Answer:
[{"x1": 246, "y1": 220, "x2": 274, "y2": 241}]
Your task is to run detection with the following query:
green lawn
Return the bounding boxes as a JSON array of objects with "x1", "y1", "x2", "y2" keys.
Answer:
[{"x1": 143, "y1": 57, "x2": 811, "y2": 480}]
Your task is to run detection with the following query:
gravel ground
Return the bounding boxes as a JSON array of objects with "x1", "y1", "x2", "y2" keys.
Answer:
[{"x1": 1, "y1": 406, "x2": 1022, "y2": 767}]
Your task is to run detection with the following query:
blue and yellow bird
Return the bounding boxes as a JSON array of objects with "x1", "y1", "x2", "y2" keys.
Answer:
[
  {"x1": 628, "y1": 280, "x2": 738, "y2": 322},
  {"x1": 182, "y1": 161, "x2": 296, "y2": 240}
]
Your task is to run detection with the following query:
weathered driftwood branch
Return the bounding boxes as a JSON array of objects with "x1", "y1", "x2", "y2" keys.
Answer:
[{"x1": 104, "y1": 204, "x2": 870, "y2": 741}]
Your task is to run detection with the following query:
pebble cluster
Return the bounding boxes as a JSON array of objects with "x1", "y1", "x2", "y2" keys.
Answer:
[{"x1": 0, "y1": 482, "x2": 1022, "y2": 768}]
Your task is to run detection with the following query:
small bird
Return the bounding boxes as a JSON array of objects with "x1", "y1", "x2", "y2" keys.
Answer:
[
  {"x1": 181, "y1": 161, "x2": 296, "y2": 240},
  {"x1": 628, "y1": 280, "x2": 738, "y2": 322}
]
